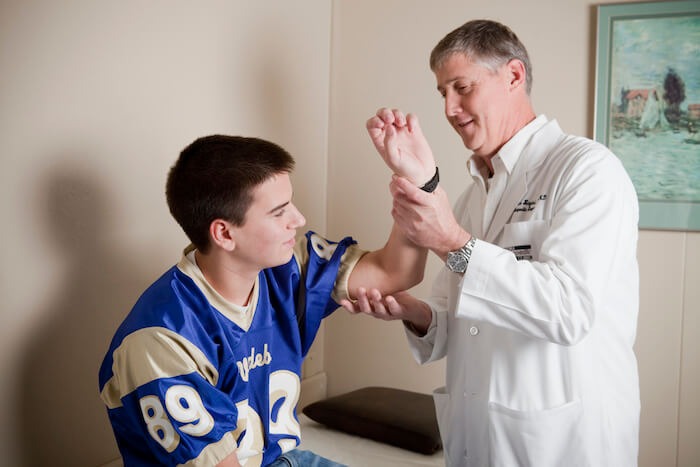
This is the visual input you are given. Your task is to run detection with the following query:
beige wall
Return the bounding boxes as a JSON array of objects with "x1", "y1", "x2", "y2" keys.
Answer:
[
  {"x1": 324, "y1": 1, "x2": 699, "y2": 467},
  {"x1": 0, "y1": 1, "x2": 697, "y2": 467},
  {"x1": 0, "y1": 1, "x2": 332, "y2": 465}
]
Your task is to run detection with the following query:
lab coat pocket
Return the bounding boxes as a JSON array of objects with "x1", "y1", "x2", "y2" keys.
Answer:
[
  {"x1": 488, "y1": 399, "x2": 586, "y2": 467},
  {"x1": 502, "y1": 220, "x2": 548, "y2": 261}
]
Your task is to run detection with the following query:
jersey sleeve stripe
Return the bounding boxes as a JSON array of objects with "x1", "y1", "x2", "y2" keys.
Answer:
[
  {"x1": 100, "y1": 327, "x2": 219, "y2": 409},
  {"x1": 293, "y1": 233, "x2": 366, "y2": 304},
  {"x1": 331, "y1": 244, "x2": 367, "y2": 303}
]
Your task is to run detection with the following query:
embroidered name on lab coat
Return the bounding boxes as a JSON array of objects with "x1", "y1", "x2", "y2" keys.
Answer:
[
  {"x1": 506, "y1": 244, "x2": 533, "y2": 261},
  {"x1": 514, "y1": 194, "x2": 548, "y2": 213}
]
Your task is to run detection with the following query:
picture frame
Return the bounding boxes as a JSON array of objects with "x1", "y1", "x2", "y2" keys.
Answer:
[{"x1": 594, "y1": 1, "x2": 700, "y2": 231}]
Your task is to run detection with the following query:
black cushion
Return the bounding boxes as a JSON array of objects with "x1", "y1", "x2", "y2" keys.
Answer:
[{"x1": 302, "y1": 386, "x2": 442, "y2": 455}]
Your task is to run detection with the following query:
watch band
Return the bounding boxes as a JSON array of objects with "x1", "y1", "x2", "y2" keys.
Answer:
[
  {"x1": 446, "y1": 236, "x2": 477, "y2": 274},
  {"x1": 461, "y1": 235, "x2": 476, "y2": 265},
  {"x1": 419, "y1": 167, "x2": 439, "y2": 193}
]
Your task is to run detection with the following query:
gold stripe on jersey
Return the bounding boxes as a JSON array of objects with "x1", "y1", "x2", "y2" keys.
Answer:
[
  {"x1": 292, "y1": 233, "x2": 367, "y2": 303},
  {"x1": 331, "y1": 244, "x2": 366, "y2": 303},
  {"x1": 178, "y1": 431, "x2": 237, "y2": 467},
  {"x1": 101, "y1": 327, "x2": 219, "y2": 409},
  {"x1": 177, "y1": 245, "x2": 259, "y2": 332}
]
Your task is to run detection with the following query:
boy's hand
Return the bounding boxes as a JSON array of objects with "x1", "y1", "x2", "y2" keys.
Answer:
[{"x1": 366, "y1": 108, "x2": 436, "y2": 187}]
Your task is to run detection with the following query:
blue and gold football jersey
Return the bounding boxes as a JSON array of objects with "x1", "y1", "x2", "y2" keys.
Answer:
[{"x1": 98, "y1": 231, "x2": 364, "y2": 466}]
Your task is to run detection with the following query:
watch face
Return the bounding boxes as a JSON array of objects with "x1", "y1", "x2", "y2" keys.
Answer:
[{"x1": 447, "y1": 252, "x2": 467, "y2": 273}]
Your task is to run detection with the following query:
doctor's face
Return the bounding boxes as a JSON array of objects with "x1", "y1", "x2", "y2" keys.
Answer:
[{"x1": 435, "y1": 53, "x2": 512, "y2": 159}]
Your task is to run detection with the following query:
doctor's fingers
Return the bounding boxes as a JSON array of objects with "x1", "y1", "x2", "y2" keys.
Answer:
[
  {"x1": 378, "y1": 293, "x2": 407, "y2": 320},
  {"x1": 366, "y1": 288, "x2": 401, "y2": 321},
  {"x1": 340, "y1": 287, "x2": 372, "y2": 315},
  {"x1": 392, "y1": 197, "x2": 425, "y2": 222},
  {"x1": 391, "y1": 204, "x2": 424, "y2": 243},
  {"x1": 392, "y1": 200, "x2": 448, "y2": 248},
  {"x1": 339, "y1": 299, "x2": 361, "y2": 315},
  {"x1": 344, "y1": 288, "x2": 394, "y2": 320},
  {"x1": 357, "y1": 287, "x2": 388, "y2": 318},
  {"x1": 395, "y1": 192, "x2": 461, "y2": 243},
  {"x1": 396, "y1": 185, "x2": 455, "y2": 224},
  {"x1": 391, "y1": 189, "x2": 437, "y2": 224},
  {"x1": 391, "y1": 176, "x2": 434, "y2": 205}
]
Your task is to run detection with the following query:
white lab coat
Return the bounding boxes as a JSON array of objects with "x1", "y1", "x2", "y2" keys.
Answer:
[{"x1": 407, "y1": 117, "x2": 640, "y2": 467}]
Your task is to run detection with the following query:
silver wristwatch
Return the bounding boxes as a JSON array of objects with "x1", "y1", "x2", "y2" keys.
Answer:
[{"x1": 446, "y1": 236, "x2": 477, "y2": 274}]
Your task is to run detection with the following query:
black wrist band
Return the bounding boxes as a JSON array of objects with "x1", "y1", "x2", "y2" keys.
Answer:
[{"x1": 419, "y1": 167, "x2": 439, "y2": 193}]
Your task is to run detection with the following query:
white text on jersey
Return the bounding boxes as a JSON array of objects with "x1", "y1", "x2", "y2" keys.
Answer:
[{"x1": 236, "y1": 344, "x2": 272, "y2": 382}]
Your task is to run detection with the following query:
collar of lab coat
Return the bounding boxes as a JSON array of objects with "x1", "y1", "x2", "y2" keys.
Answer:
[
  {"x1": 496, "y1": 114, "x2": 549, "y2": 173},
  {"x1": 466, "y1": 116, "x2": 566, "y2": 242},
  {"x1": 466, "y1": 115, "x2": 549, "y2": 182}
]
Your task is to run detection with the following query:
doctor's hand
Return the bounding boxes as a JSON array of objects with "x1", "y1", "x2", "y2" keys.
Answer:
[
  {"x1": 390, "y1": 176, "x2": 471, "y2": 260},
  {"x1": 340, "y1": 288, "x2": 432, "y2": 336},
  {"x1": 366, "y1": 108, "x2": 436, "y2": 187}
]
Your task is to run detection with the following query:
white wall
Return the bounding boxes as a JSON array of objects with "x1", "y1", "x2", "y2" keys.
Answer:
[
  {"x1": 0, "y1": 1, "x2": 331, "y2": 465},
  {"x1": 0, "y1": 1, "x2": 697, "y2": 466},
  {"x1": 324, "y1": 1, "x2": 699, "y2": 467}
]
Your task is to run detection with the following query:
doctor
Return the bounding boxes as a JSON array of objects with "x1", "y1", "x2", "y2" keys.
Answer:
[{"x1": 341, "y1": 19, "x2": 640, "y2": 466}]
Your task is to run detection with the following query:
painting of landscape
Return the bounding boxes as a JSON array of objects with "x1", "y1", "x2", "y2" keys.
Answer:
[{"x1": 607, "y1": 14, "x2": 700, "y2": 204}]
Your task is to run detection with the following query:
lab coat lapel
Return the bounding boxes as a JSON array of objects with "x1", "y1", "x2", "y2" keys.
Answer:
[
  {"x1": 484, "y1": 120, "x2": 564, "y2": 242},
  {"x1": 484, "y1": 170, "x2": 526, "y2": 242},
  {"x1": 467, "y1": 185, "x2": 485, "y2": 239},
  {"x1": 463, "y1": 159, "x2": 485, "y2": 239}
]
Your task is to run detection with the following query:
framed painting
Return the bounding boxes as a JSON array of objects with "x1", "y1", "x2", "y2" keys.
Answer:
[{"x1": 595, "y1": 1, "x2": 700, "y2": 231}]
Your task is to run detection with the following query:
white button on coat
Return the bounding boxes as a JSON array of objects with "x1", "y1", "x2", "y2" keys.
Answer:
[{"x1": 469, "y1": 326, "x2": 479, "y2": 336}]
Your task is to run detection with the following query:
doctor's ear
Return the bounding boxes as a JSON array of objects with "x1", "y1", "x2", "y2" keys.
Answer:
[
  {"x1": 505, "y1": 59, "x2": 527, "y2": 92},
  {"x1": 209, "y1": 219, "x2": 236, "y2": 251}
]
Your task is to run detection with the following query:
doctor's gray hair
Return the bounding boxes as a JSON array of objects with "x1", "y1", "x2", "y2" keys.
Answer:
[{"x1": 430, "y1": 19, "x2": 533, "y2": 95}]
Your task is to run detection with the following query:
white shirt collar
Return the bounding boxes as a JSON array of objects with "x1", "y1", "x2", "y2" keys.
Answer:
[{"x1": 467, "y1": 114, "x2": 549, "y2": 181}]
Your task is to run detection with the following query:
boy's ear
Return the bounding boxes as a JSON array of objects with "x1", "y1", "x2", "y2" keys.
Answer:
[{"x1": 209, "y1": 219, "x2": 236, "y2": 251}]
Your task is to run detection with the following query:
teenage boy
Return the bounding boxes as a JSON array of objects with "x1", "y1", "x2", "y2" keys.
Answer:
[{"x1": 98, "y1": 134, "x2": 435, "y2": 466}]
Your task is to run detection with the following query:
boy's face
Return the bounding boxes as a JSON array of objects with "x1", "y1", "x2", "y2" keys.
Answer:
[{"x1": 230, "y1": 172, "x2": 306, "y2": 270}]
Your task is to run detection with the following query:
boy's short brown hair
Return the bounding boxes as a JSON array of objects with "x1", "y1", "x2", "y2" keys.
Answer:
[{"x1": 166, "y1": 135, "x2": 295, "y2": 253}]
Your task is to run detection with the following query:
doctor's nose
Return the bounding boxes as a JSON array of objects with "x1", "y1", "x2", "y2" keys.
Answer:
[{"x1": 444, "y1": 93, "x2": 462, "y2": 118}]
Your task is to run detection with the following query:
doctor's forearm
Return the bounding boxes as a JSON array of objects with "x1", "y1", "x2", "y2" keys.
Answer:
[{"x1": 458, "y1": 242, "x2": 596, "y2": 345}]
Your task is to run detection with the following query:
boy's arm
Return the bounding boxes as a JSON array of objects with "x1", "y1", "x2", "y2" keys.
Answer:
[
  {"x1": 346, "y1": 108, "x2": 436, "y2": 298},
  {"x1": 347, "y1": 223, "x2": 427, "y2": 299}
]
